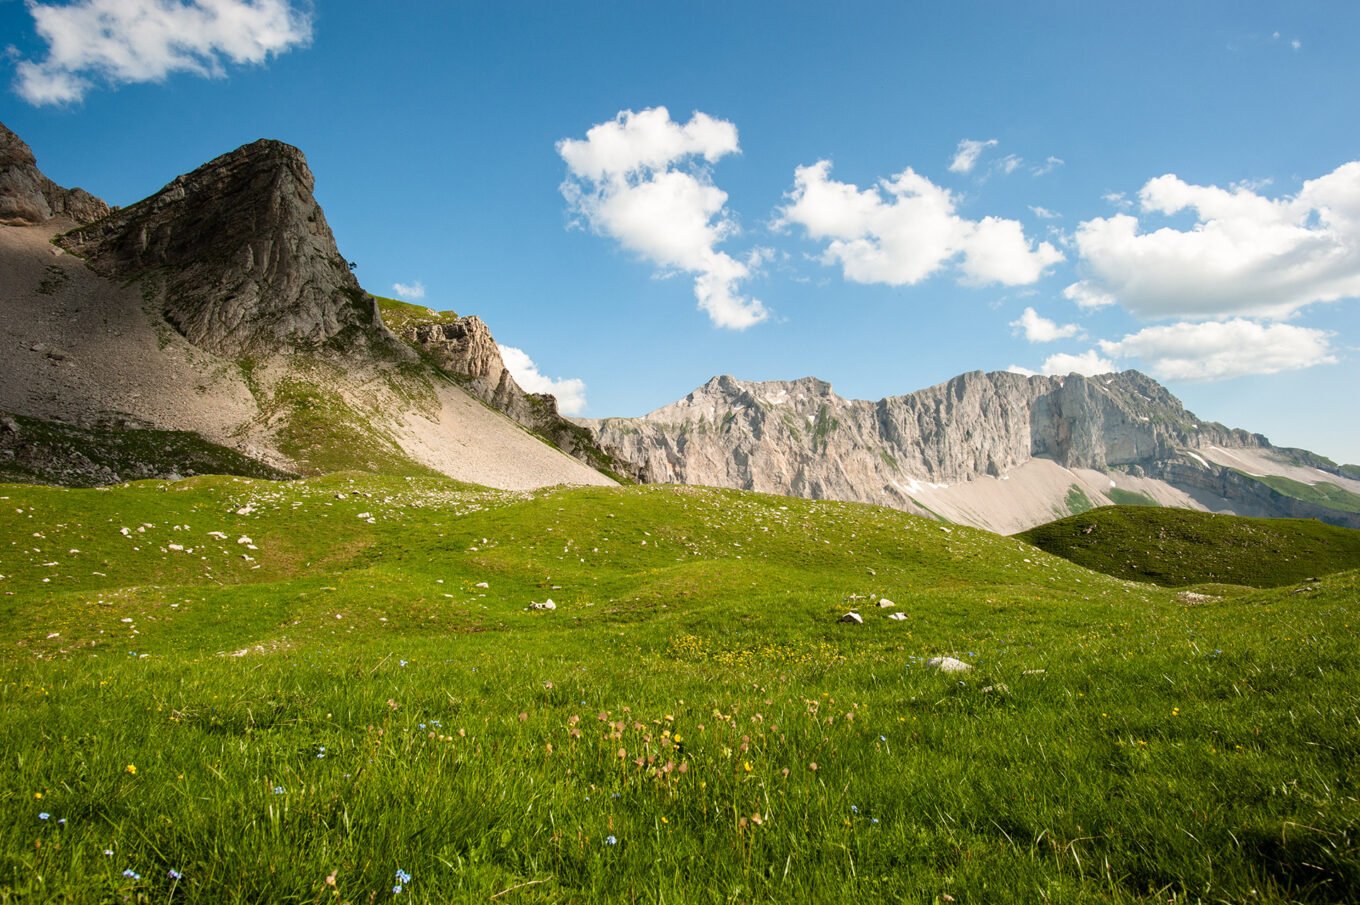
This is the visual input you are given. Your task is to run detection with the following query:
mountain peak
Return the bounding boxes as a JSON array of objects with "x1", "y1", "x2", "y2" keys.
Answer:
[
  {"x1": 56, "y1": 136, "x2": 380, "y2": 357},
  {"x1": 0, "y1": 121, "x2": 109, "y2": 226}
]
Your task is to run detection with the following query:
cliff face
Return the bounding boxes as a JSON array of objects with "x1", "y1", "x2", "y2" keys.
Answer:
[
  {"x1": 584, "y1": 370, "x2": 1269, "y2": 518},
  {"x1": 0, "y1": 122, "x2": 109, "y2": 225},
  {"x1": 56, "y1": 139, "x2": 382, "y2": 357},
  {"x1": 395, "y1": 312, "x2": 646, "y2": 482}
]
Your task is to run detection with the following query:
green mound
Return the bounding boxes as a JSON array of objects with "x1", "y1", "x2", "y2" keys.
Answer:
[
  {"x1": 2, "y1": 477, "x2": 1357, "y2": 901},
  {"x1": 1019, "y1": 505, "x2": 1360, "y2": 587}
]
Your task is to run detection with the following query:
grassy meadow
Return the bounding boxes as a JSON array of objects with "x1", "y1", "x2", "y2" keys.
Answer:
[{"x1": 1, "y1": 474, "x2": 1357, "y2": 902}]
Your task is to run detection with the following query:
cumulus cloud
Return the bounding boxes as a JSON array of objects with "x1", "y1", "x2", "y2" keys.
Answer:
[
  {"x1": 948, "y1": 138, "x2": 997, "y2": 174},
  {"x1": 776, "y1": 160, "x2": 1063, "y2": 287},
  {"x1": 392, "y1": 281, "x2": 425, "y2": 301},
  {"x1": 557, "y1": 106, "x2": 767, "y2": 330},
  {"x1": 1010, "y1": 307, "x2": 1081, "y2": 343},
  {"x1": 1073, "y1": 161, "x2": 1360, "y2": 320},
  {"x1": 498, "y1": 345, "x2": 588, "y2": 416},
  {"x1": 13, "y1": 0, "x2": 312, "y2": 105},
  {"x1": 1098, "y1": 319, "x2": 1336, "y2": 381},
  {"x1": 1062, "y1": 280, "x2": 1116, "y2": 310}
]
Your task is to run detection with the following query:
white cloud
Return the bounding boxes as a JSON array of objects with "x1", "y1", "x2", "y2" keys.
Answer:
[
  {"x1": 997, "y1": 154, "x2": 1023, "y2": 175},
  {"x1": 13, "y1": 0, "x2": 312, "y2": 105},
  {"x1": 777, "y1": 160, "x2": 1063, "y2": 287},
  {"x1": 1062, "y1": 280, "x2": 1116, "y2": 310},
  {"x1": 1073, "y1": 162, "x2": 1360, "y2": 320},
  {"x1": 1029, "y1": 205, "x2": 1060, "y2": 219},
  {"x1": 949, "y1": 138, "x2": 997, "y2": 174},
  {"x1": 557, "y1": 107, "x2": 767, "y2": 330},
  {"x1": 1291, "y1": 39, "x2": 1302, "y2": 51},
  {"x1": 1101, "y1": 191, "x2": 1133, "y2": 211},
  {"x1": 1033, "y1": 156, "x2": 1064, "y2": 177},
  {"x1": 498, "y1": 345, "x2": 588, "y2": 416},
  {"x1": 392, "y1": 281, "x2": 425, "y2": 301},
  {"x1": 1010, "y1": 307, "x2": 1081, "y2": 343},
  {"x1": 1098, "y1": 319, "x2": 1336, "y2": 381},
  {"x1": 1039, "y1": 350, "x2": 1117, "y2": 377}
]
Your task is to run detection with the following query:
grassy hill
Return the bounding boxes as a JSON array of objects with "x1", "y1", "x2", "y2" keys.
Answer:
[
  {"x1": 1019, "y1": 505, "x2": 1360, "y2": 588},
  {"x1": 1, "y1": 476, "x2": 1357, "y2": 902}
]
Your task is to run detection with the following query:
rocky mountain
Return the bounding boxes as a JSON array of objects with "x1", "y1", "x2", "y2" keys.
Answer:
[
  {"x1": 380, "y1": 303, "x2": 646, "y2": 482},
  {"x1": 0, "y1": 124, "x2": 109, "y2": 226},
  {"x1": 0, "y1": 122, "x2": 612, "y2": 491},
  {"x1": 583, "y1": 371, "x2": 1360, "y2": 533},
  {"x1": 56, "y1": 139, "x2": 383, "y2": 358}
]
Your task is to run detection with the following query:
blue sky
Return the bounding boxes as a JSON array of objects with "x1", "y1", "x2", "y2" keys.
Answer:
[{"x1": 4, "y1": 1, "x2": 1359, "y2": 462}]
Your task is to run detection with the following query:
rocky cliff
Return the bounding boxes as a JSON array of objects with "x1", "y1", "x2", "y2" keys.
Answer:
[
  {"x1": 389, "y1": 306, "x2": 645, "y2": 481},
  {"x1": 56, "y1": 139, "x2": 384, "y2": 358},
  {"x1": 0, "y1": 122, "x2": 109, "y2": 225},
  {"x1": 580, "y1": 370, "x2": 1335, "y2": 530}
]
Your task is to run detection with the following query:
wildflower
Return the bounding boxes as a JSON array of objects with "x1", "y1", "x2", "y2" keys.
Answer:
[
  {"x1": 273, "y1": 786, "x2": 285, "y2": 795},
  {"x1": 38, "y1": 812, "x2": 50, "y2": 820},
  {"x1": 33, "y1": 792, "x2": 42, "y2": 800},
  {"x1": 393, "y1": 886, "x2": 403, "y2": 894},
  {"x1": 1171, "y1": 707, "x2": 1180, "y2": 717},
  {"x1": 850, "y1": 805, "x2": 859, "y2": 814},
  {"x1": 399, "y1": 660, "x2": 408, "y2": 667},
  {"x1": 122, "y1": 869, "x2": 141, "y2": 880},
  {"x1": 395, "y1": 869, "x2": 412, "y2": 884},
  {"x1": 879, "y1": 735, "x2": 887, "y2": 742},
  {"x1": 168, "y1": 869, "x2": 182, "y2": 880},
  {"x1": 125, "y1": 764, "x2": 137, "y2": 775},
  {"x1": 808, "y1": 762, "x2": 818, "y2": 772},
  {"x1": 103, "y1": 850, "x2": 113, "y2": 857},
  {"x1": 605, "y1": 835, "x2": 617, "y2": 846},
  {"x1": 871, "y1": 817, "x2": 880, "y2": 825}
]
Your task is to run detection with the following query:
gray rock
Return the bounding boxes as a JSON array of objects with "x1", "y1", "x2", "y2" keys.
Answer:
[
  {"x1": 0, "y1": 122, "x2": 110, "y2": 225},
  {"x1": 582, "y1": 370, "x2": 1269, "y2": 526},
  {"x1": 877, "y1": 597, "x2": 895, "y2": 608},
  {"x1": 527, "y1": 599, "x2": 557, "y2": 611},
  {"x1": 57, "y1": 139, "x2": 389, "y2": 358},
  {"x1": 887, "y1": 612, "x2": 907, "y2": 621},
  {"x1": 925, "y1": 656, "x2": 972, "y2": 673},
  {"x1": 839, "y1": 611, "x2": 863, "y2": 624}
]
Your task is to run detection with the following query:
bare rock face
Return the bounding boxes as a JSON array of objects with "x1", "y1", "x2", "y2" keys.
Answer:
[
  {"x1": 0, "y1": 121, "x2": 110, "y2": 225},
  {"x1": 57, "y1": 138, "x2": 380, "y2": 357},
  {"x1": 395, "y1": 312, "x2": 646, "y2": 481},
  {"x1": 411, "y1": 317, "x2": 536, "y2": 421},
  {"x1": 583, "y1": 370, "x2": 1266, "y2": 512}
]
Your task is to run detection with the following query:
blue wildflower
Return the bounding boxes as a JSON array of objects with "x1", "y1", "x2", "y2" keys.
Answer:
[
  {"x1": 879, "y1": 735, "x2": 887, "y2": 742},
  {"x1": 168, "y1": 869, "x2": 182, "y2": 880},
  {"x1": 103, "y1": 849, "x2": 113, "y2": 857},
  {"x1": 122, "y1": 869, "x2": 140, "y2": 880},
  {"x1": 850, "y1": 805, "x2": 859, "y2": 814},
  {"x1": 605, "y1": 835, "x2": 618, "y2": 846},
  {"x1": 395, "y1": 869, "x2": 411, "y2": 884},
  {"x1": 393, "y1": 885, "x2": 402, "y2": 894},
  {"x1": 273, "y1": 786, "x2": 285, "y2": 795}
]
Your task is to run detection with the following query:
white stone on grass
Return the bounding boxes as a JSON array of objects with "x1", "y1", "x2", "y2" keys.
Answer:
[
  {"x1": 926, "y1": 656, "x2": 972, "y2": 673},
  {"x1": 839, "y1": 612, "x2": 863, "y2": 625}
]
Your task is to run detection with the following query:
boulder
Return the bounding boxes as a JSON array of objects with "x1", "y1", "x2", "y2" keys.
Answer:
[
  {"x1": 925, "y1": 656, "x2": 972, "y2": 673},
  {"x1": 839, "y1": 612, "x2": 863, "y2": 624}
]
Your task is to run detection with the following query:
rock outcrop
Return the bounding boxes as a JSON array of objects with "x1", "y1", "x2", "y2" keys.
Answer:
[
  {"x1": 0, "y1": 121, "x2": 109, "y2": 225},
  {"x1": 56, "y1": 139, "x2": 383, "y2": 357},
  {"x1": 394, "y1": 310, "x2": 646, "y2": 482}
]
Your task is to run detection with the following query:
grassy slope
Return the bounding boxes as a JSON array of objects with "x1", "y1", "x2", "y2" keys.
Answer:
[
  {"x1": 1020, "y1": 505, "x2": 1360, "y2": 588},
  {"x1": 1, "y1": 478, "x2": 1357, "y2": 902},
  {"x1": 1243, "y1": 473, "x2": 1360, "y2": 515}
]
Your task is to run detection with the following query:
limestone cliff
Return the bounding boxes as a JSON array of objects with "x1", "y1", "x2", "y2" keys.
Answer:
[
  {"x1": 580, "y1": 370, "x2": 1328, "y2": 529},
  {"x1": 56, "y1": 139, "x2": 384, "y2": 358},
  {"x1": 387, "y1": 306, "x2": 645, "y2": 482},
  {"x1": 0, "y1": 121, "x2": 109, "y2": 225}
]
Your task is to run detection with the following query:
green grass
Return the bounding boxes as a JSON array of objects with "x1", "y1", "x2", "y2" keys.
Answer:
[
  {"x1": 1064, "y1": 485, "x2": 1096, "y2": 516},
  {"x1": 1, "y1": 476, "x2": 1357, "y2": 901},
  {"x1": 269, "y1": 379, "x2": 441, "y2": 478},
  {"x1": 1243, "y1": 473, "x2": 1360, "y2": 514},
  {"x1": 1020, "y1": 505, "x2": 1360, "y2": 588},
  {"x1": 1106, "y1": 488, "x2": 1160, "y2": 508},
  {"x1": 373, "y1": 295, "x2": 460, "y2": 335}
]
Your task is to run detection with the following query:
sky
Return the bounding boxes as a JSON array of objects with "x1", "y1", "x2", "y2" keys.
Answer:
[{"x1": 3, "y1": 0, "x2": 1359, "y2": 463}]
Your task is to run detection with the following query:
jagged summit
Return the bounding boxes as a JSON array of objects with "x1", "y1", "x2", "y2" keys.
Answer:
[
  {"x1": 57, "y1": 138, "x2": 384, "y2": 357},
  {"x1": 581, "y1": 368, "x2": 1349, "y2": 532},
  {"x1": 0, "y1": 121, "x2": 109, "y2": 225}
]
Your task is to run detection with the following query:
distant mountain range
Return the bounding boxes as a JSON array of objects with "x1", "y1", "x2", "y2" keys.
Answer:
[
  {"x1": 3, "y1": 120, "x2": 1358, "y2": 533},
  {"x1": 581, "y1": 372, "x2": 1360, "y2": 533}
]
